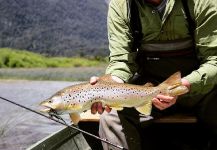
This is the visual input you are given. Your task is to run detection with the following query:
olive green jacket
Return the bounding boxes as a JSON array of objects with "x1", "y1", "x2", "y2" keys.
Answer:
[{"x1": 105, "y1": 0, "x2": 217, "y2": 95}]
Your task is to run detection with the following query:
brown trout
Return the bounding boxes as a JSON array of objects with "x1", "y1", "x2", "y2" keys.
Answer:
[{"x1": 40, "y1": 71, "x2": 189, "y2": 124}]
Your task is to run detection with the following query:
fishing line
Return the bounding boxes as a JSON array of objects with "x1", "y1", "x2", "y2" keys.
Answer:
[{"x1": 0, "y1": 96, "x2": 128, "y2": 150}]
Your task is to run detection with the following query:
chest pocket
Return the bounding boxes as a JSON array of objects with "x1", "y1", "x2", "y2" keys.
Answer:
[{"x1": 173, "y1": 15, "x2": 189, "y2": 38}]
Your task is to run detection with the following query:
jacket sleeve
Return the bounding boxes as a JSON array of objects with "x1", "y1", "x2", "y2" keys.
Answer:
[
  {"x1": 105, "y1": 0, "x2": 138, "y2": 82},
  {"x1": 184, "y1": 1, "x2": 217, "y2": 95}
]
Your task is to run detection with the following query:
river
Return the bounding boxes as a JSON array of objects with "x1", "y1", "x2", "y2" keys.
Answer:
[{"x1": 0, "y1": 80, "x2": 81, "y2": 150}]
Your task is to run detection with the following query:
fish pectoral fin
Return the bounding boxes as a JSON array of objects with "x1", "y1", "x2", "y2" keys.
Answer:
[
  {"x1": 143, "y1": 82, "x2": 154, "y2": 87},
  {"x1": 135, "y1": 101, "x2": 152, "y2": 116},
  {"x1": 69, "y1": 113, "x2": 80, "y2": 125}
]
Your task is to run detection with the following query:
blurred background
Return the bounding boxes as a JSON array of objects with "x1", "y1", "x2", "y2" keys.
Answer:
[
  {"x1": 0, "y1": 0, "x2": 110, "y2": 149},
  {"x1": 0, "y1": 0, "x2": 110, "y2": 81}
]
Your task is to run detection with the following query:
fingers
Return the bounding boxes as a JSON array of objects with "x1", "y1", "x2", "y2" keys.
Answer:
[
  {"x1": 156, "y1": 94, "x2": 176, "y2": 103},
  {"x1": 91, "y1": 102, "x2": 99, "y2": 114},
  {"x1": 152, "y1": 98, "x2": 168, "y2": 110},
  {"x1": 90, "y1": 75, "x2": 112, "y2": 114},
  {"x1": 91, "y1": 102, "x2": 112, "y2": 114},
  {"x1": 90, "y1": 76, "x2": 99, "y2": 85},
  {"x1": 105, "y1": 104, "x2": 112, "y2": 113},
  {"x1": 152, "y1": 94, "x2": 177, "y2": 110},
  {"x1": 97, "y1": 102, "x2": 104, "y2": 114},
  {"x1": 111, "y1": 75, "x2": 124, "y2": 83},
  {"x1": 181, "y1": 78, "x2": 191, "y2": 90}
]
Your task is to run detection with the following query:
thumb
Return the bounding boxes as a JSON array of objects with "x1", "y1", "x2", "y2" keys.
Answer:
[{"x1": 90, "y1": 76, "x2": 99, "y2": 85}]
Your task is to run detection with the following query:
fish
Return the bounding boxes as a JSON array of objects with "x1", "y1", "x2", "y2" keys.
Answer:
[{"x1": 40, "y1": 71, "x2": 189, "y2": 125}]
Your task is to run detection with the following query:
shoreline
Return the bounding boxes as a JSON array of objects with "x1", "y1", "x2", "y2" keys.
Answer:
[{"x1": 0, "y1": 66, "x2": 106, "y2": 81}]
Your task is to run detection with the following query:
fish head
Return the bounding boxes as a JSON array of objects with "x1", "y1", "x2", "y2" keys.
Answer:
[{"x1": 40, "y1": 95, "x2": 65, "y2": 115}]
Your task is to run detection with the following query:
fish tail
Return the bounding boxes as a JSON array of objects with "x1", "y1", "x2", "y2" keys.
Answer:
[{"x1": 158, "y1": 71, "x2": 189, "y2": 96}]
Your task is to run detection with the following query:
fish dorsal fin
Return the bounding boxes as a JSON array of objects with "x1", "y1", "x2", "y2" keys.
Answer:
[
  {"x1": 98, "y1": 74, "x2": 117, "y2": 83},
  {"x1": 69, "y1": 113, "x2": 80, "y2": 125},
  {"x1": 135, "y1": 100, "x2": 152, "y2": 116},
  {"x1": 143, "y1": 82, "x2": 154, "y2": 87}
]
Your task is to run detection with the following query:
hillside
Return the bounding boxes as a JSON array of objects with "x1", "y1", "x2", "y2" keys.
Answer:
[
  {"x1": 0, "y1": 48, "x2": 107, "y2": 68},
  {"x1": 0, "y1": 0, "x2": 109, "y2": 57}
]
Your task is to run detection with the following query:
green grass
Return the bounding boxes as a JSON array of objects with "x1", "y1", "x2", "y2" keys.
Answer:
[{"x1": 0, "y1": 48, "x2": 107, "y2": 68}]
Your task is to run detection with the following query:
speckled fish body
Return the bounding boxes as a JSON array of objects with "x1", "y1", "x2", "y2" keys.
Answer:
[
  {"x1": 51, "y1": 82, "x2": 157, "y2": 112},
  {"x1": 40, "y1": 72, "x2": 189, "y2": 124}
]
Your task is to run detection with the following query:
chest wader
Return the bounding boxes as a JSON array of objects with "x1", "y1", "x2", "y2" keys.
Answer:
[
  {"x1": 129, "y1": 0, "x2": 198, "y2": 83},
  {"x1": 110, "y1": 1, "x2": 204, "y2": 150},
  {"x1": 136, "y1": 37, "x2": 200, "y2": 82},
  {"x1": 112, "y1": 1, "x2": 217, "y2": 150}
]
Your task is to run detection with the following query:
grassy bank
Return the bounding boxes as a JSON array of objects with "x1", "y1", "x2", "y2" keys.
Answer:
[
  {"x1": 0, "y1": 48, "x2": 108, "y2": 81},
  {"x1": 0, "y1": 48, "x2": 107, "y2": 68}
]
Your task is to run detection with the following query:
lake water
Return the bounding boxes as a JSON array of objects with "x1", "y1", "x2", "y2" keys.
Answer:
[{"x1": 0, "y1": 80, "x2": 81, "y2": 150}]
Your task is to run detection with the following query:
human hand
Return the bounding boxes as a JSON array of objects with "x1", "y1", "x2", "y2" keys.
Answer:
[
  {"x1": 89, "y1": 75, "x2": 124, "y2": 114},
  {"x1": 91, "y1": 102, "x2": 112, "y2": 114},
  {"x1": 152, "y1": 95, "x2": 177, "y2": 110},
  {"x1": 152, "y1": 78, "x2": 190, "y2": 110}
]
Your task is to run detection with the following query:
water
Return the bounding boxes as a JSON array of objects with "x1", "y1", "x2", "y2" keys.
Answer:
[
  {"x1": 0, "y1": 80, "x2": 81, "y2": 150},
  {"x1": 0, "y1": 67, "x2": 106, "y2": 81}
]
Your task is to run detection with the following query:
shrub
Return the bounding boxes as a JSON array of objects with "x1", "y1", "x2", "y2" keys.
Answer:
[{"x1": 0, "y1": 48, "x2": 106, "y2": 68}]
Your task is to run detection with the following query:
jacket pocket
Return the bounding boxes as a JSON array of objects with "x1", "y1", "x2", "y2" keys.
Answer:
[{"x1": 173, "y1": 15, "x2": 189, "y2": 38}]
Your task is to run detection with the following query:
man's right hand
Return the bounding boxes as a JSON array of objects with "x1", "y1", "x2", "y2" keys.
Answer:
[{"x1": 89, "y1": 75, "x2": 124, "y2": 114}]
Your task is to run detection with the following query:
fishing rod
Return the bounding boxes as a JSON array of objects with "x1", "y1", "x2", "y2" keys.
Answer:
[{"x1": 0, "y1": 96, "x2": 128, "y2": 150}]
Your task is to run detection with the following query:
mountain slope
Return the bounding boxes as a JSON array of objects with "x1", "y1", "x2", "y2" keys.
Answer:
[{"x1": 0, "y1": 0, "x2": 109, "y2": 56}]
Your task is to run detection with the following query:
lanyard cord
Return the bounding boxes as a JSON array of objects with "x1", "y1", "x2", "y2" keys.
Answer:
[{"x1": 0, "y1": 96, "x2": 127, "y2": 150}]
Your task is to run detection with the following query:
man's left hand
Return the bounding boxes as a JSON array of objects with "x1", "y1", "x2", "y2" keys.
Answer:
[
  {"x1": 152, "y1": 95, "x2": 177, "y2": 110},
  {"x1": 152, "y1": 78, "x2": 190, "y2": 110}
]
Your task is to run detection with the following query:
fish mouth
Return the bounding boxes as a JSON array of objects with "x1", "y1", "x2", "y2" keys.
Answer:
[
  {"x1": 39, "y1": 105, "x2": 62, "y2": 118},
  {"x1": 40, "y1": 106, "x2": 52, "y2": 113},
  {"x1": 39, "y1": 101, "x2": 55, "y2": 113}
]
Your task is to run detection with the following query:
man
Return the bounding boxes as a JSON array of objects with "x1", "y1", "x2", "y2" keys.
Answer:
[{"x1": 90, "y1": 0, "x2": 217, "y2": 149}]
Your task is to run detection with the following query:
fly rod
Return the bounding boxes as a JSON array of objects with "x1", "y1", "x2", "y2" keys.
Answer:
[{"x1": 0, "y1": 96, "x2": 128, "y2": 150}]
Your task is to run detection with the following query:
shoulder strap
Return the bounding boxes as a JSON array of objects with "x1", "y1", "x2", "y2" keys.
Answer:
[
  {"x1": 129, "y1": 0, "x2": 195, "y2": 49},
  {"x1": 181, "y1": 0, "x2": 195, "y2": 39},
  {"x1": 129, "y1": 0, "x2": 143, "y2": 51}
]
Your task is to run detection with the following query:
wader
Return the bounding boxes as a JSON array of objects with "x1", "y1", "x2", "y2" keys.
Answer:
[{"x1": 99, "y1": 39, "x2": 217, "y2": 150}]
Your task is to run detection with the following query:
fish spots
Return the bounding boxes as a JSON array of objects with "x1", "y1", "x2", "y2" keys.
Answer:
[
  {"x1": 59, "y1": 82, "x2": 155, "y2": 109},
  {"x1": 63, "y1": 88, "x2": 99, "y2": 104}
]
